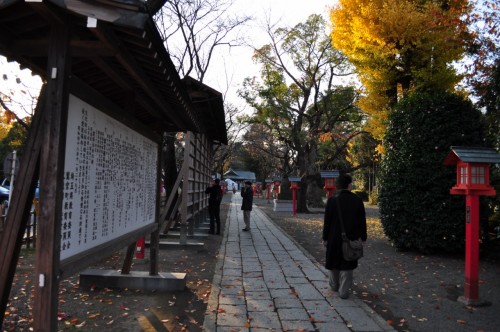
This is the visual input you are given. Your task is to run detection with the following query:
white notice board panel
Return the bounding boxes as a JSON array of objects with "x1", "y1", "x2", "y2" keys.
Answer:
[{"x1": 61, "y1": 94, "x2": 158, "y2": 261}]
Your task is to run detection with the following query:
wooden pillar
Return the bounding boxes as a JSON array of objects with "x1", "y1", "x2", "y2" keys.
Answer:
[
  {"x1": 0, "y1": 87, "x2": 45, "y2": 328},
  {"x1": 464, "y1": 195, "x2": 480, "y2": 301},
  {"x1": 149, "y1": 142, "x2": 163, "y2": 275},
  {"x1": 180, "y1": 132, "x2": 191, "y2": 245},
  {"x1": 33, "y1": 21, "x2": 71, "y2": 331}
]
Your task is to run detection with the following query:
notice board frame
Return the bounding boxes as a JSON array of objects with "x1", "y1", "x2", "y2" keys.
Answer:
[{"x1": 59, "y1": 78, "x2": 161, "y2": 278}]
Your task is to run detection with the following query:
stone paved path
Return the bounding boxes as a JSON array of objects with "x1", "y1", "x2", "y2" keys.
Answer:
[{"x1": 204, "y1": 195, "x2": 395, "y2": 332}]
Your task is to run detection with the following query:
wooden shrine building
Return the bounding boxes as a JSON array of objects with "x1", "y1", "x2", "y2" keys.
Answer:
[{"x1": 0, "y1": 0, "x2": 227, "y2": 330}]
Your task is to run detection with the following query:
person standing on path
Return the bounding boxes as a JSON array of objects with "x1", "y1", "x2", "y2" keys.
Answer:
[
  {"x1": 205, "y1": 178, "x2": 223, "y2": 235},
  {"x1": 240, "y1": 181, "x2": 253, "y2": 231},
  {"x1": 322, "y1": 173, "x2": 367, "y2": 299}
]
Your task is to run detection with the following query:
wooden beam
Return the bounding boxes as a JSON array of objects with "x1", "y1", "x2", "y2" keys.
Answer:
[
  {"x1": 89, "y1": 23, "x2": 189, "y2": 130},
  {"x1": 89, "y1": 56, "x2": 167, "y2": 121},
  {"x1": 149, "y1": 142, "x2": 163, "y2": 276},
  {"x1": 0, "y1": 85, "x2": 45, "y2": 328},
  {"x1": 5, "y1": 38, "x2": 117, "y2": 57},
  {"x1": 27, "y1": 1, "x2": 65, "y2": 25},
  {"x1": 121, "y1": 243, "x2": 136, "y2": 275},
  {"x1": 33, "y1": 20, "x2": 71, "y2": 331}
]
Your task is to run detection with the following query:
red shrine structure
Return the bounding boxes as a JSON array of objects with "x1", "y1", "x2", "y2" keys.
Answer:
[
  {"x1": 320, "y1": 170, "x2": 340, "y2": 198},
  {"x1": 288, "y1": 177, "x2": 301, "y2": 216},
  {"x1": 444, "y1": 146, "x2": 500, "y2": 305}
]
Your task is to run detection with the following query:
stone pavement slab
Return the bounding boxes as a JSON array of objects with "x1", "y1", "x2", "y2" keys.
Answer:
[{"x1": 204, "y1": 195, "x2": 396, "y2": 331}]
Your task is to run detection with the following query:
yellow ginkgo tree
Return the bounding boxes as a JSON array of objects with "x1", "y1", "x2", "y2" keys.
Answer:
[{"x1": 330, "y1": 0, "x2": 470, "y2": 141}]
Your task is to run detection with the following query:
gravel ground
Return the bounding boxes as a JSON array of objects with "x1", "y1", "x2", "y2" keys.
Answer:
[{"x1": 255, "y1": 197, "x2": 500, "y2": 332}]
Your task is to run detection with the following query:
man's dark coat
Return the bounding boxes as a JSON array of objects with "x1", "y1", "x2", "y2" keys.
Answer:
[
  {"x1": 323, "y1": 190, "x2": 367, "y2": 270},
  {"x1": 241, "y1": 187, "x2": 253, "y2": 211}
]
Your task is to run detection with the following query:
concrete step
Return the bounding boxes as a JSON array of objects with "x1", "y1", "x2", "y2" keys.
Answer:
[
  {"x1": 160, "y1": 231, "x2": 209, "y2": 239},
  {"x1": 79, "y1": 269, "x2": 186, "y2": 291},
  {"x1": 146, "y1": 240, "x2": 205, "y2": 249}
]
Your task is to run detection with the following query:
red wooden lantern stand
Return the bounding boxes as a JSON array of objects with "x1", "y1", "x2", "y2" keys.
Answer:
[
  {"x1": 273, "y1": 178, "x2": 281, "y2": 199},
  {"x1": 320, "y1": 170, "x2": 339, "y2": 199},
  {"x1": 444, "y1": 146, "x2": 500, "y2": 306},
  {"x1": 265, "y1": 179, "x2": 272, "y2": 203},
  {"x1": 289, "y1": 177, "x2": 301, "y2": 216}
]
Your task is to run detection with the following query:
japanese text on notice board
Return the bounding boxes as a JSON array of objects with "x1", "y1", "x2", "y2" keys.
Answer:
[{"x1": 61, "y1": 95, "x2": 158, "y2": 261}]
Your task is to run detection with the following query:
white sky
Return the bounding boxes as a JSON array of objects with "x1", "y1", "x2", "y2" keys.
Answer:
[
  {"x1": 204, "y1": 0, "x2": 334, "y2": 109},
  {"x1": 0, "y1": 0, "x2": 334, "y2": 115}
]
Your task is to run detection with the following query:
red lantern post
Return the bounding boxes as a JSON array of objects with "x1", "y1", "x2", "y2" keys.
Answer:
[
  {"x1": 289, "y1": 177, "x2": 301, "y2": 216},
  {"x1": 256, "y1": 182, "x2": 262, "y2": 198},
  {"x1": 273, "y1": 178, "x2": 281, "y2": 198},
  {"x1": 444, "y1": 146, "x2": 500, "y2": 305},
  {"x1": 320, "y1": 170, "x2": 339, "y2": 198},
  {"x1": 265, "y1": 179, "x2": 272, "y2": 203}
]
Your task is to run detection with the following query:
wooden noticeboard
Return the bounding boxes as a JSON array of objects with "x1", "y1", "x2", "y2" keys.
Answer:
[{"x1": 60, "y1": 94, "x2": 159, "y2": 265}]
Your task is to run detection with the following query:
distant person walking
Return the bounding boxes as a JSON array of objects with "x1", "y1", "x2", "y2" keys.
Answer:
[
  {"x1": 322, "y1": 173, "x2": 367, "y2": 299},
  {"x1": 205, "y1": 178, "x2": 223, "y2": 235},
  {"x1": 240, "y1": 181, "x2": 253, "y2": 231}
]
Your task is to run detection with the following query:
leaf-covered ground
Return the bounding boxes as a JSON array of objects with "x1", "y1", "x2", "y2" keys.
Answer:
[
  {"x1": 3, "y1": 195, "x2": 500, "y2": 332},
  {"x1": 259, "y1": 201, "x2": 500, "y2": 332},
  {"x1": 2, "y1": 198, "x2": 230, "y2": 332}
]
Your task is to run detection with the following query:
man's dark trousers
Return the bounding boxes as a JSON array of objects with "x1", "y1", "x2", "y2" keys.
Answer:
[{"x1": 209, "y1": 204, "x2": 220, "y2": 234}]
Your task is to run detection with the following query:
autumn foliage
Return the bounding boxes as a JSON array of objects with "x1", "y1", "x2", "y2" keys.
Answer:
[{"x1": 330, "y1": 0, "x2": 470, "y2": 140}]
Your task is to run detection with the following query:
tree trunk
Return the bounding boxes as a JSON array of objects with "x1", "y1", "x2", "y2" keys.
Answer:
[
  {"x1": 295, "y1": 142, "x2": 319, "y2": 213},
  {"x1": 297, "y1": 180, "x2": 309, "y2": 213}
]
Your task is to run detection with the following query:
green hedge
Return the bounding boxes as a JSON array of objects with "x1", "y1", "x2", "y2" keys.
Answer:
[{"x1": 379, "y1": 91, "x2": 485, "y2": 253}]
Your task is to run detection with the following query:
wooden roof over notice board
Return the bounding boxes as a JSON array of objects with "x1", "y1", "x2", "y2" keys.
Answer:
[
  {"x1": 183, "y1": 76, "x2": 228, "y2": 145},
  {"x1": 0, "y1": 0, "x2": 216, "y2": 134}
]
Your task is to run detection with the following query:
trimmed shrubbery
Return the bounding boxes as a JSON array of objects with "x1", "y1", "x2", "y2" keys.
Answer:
[{"x1": 379, "y1": 91, "x2": 485, "y2": 253}]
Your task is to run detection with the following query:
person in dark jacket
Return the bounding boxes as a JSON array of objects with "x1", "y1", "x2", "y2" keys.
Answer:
[
  {"x1": 240, "y1": 181, "x2": 253, "y2": 231},
  {"x1": 322, "y1": 173, "x2": 367, "y2": 299},
  {"x1": 205, "y1": 178, "x2": 223, "y2": 235}
]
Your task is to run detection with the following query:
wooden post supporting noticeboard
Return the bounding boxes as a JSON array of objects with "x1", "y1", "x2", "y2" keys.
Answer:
[
  {"x1": 34, "y1": 21, "x2": 72, "y2": 331},
  {"x1": 0, "y1": 86, "x2": 46, "y2": 328}
]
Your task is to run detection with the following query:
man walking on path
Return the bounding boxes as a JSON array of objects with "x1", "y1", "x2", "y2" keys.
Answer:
[
  {"x1": 240, "y1": 181, "x2": 253, "y2": 231},
  {"x1": 204, "y1": 193, "x2": 394, "y2": 332},
  {"x1": 205, "y1": 178, "x2": 223, "y2": 234},
  {"x1": 323, "y1": 173, "x2": 367, "y2": 299}
]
